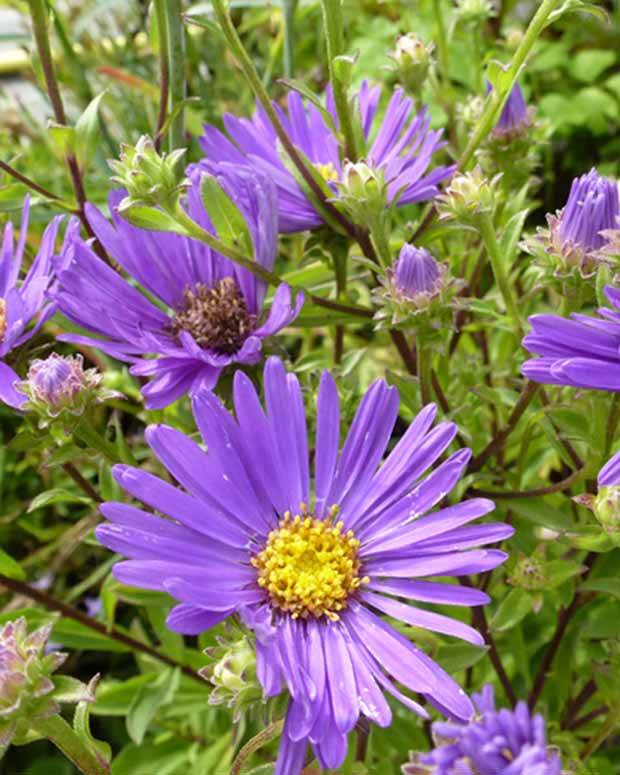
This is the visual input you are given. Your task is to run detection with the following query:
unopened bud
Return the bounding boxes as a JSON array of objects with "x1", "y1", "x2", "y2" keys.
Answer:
[
  {"x1": 336, "y1": 161, "x2": 388, "y2": 226},
  {"x1": 437, "y1": 166, "x2": 500, "y2": 224},
  {"x1": 390, "y1": 34, "x2": 434, "y2": 94}
]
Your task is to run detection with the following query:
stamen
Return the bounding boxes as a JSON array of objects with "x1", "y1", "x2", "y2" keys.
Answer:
[
  {"x1": 0, "y1": 299, "x2": 6, "y2": 341},
  {"x1": 315, "y1": 162, "x2": 339, "y2": 183},
  {"x1": 170, "y1": 278, "x2": 256, "y2": 355},
  {"x1": 251, "y1": 510, "x2": 366, "y2": 620}
]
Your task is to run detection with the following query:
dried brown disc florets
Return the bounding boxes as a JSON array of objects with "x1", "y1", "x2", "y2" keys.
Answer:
[{"x1": 170, "y1": 277, "x2": 256, "y2": 354}]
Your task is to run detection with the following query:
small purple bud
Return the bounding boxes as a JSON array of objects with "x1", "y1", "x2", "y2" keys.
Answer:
[
  {"x1": 393, "y1": 245, "x2": 441, "y2": 298},
  {"x1": 558, "y1": 168, "x2": 619, "y2": 252},
  {"x1": 27, "y1": 353, "x2": 86, "y2": 409},
  {"x1": 487, "y1": 81, "x2": 530, "y2": 134}
]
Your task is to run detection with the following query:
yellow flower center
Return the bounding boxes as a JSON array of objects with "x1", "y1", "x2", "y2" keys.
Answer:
[
  {"x1": 252, "y1": 509, "x2": 367, "y2": 621},
  {"x1": 315, "y1": 162, "x2": 339, "y2": 183},
  {"x1": 0, "y1": 299, "x2": 6, "y2": 341}
]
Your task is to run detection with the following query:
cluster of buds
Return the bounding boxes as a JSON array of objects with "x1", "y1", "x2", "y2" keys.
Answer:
[
  {"x1": 374, "y1": 245, "x2": 460, "y2": 336},
  {"x1": 437, "y1": 165, "x2": 501, "y2": 226},
  {"x1": 109, "y1": 135, "x2": 188, "y2": 212},
  {"x1": 17, "y1": 353, "x2": 119, "y2": 427},
  {"x1": 335, "y1": 160, "x2": 388, "y2": 227},
  {"x1": 525, "y1": 168, "x2": 620, "y2": 282},
  {"x1": 389, "y1": 34, "x2": 434, "y2": 95},
  {"x1": 0, "y1": 618, "x2": 91, "y2": 746},
  {"x1": 200, "y1": 632, "x2": 262, "y2": 722}
]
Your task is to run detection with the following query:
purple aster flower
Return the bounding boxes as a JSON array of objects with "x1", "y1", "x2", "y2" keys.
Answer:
[
  {"x1": 487, "y1": 81, "x2": 531, "y2": 135},
  {"x1": 393, "y1": 245, "x2": 443, "y2": 299},
  {"x1": 0, "y1": 197, "x2": 62, "y2": 408},
  {"x1": 55, "y1": 164, "x2": 303, "y2": 408},
  {"x1": 200, "y1": 83, "x2": 455, "y2": 233},
  {"x1": 95, "y1": 357, "x2": 513, "y2": 774},
  {"x1": 522, "y1": 284, "x2": 620, "y2": 391},
  {"x1": 405, "y1": 684, "x2": 563, "y2": 775},
  {"x1": 557, "y1": 169, "x2": 619, "y2": 253}
]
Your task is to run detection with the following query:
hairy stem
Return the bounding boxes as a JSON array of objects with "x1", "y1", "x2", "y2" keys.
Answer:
[
  {"x1": 528, "y1": 552, "x2": 596, "y2": 709},
  {"x1": 477, "y1": 211, "x2": 523, "y2": 337},
  {"x1": 153, "y1": 0, "x2": 170, "y2": 151},
  {"x1": 31, "y1": 715, "x2": 109, "y2": 775},
  {"x1": 165, "y1": 0, "x2": 186, "y2": 150},
  {"x1": 230, "y1": 719, "x2": 284, "y2": 775},
  {"x1": 319, "y1": 0, "x2": 358, "y2": 160},
  {"x1": 416, "y1": 338, "x2": 433, "y2": 407}
]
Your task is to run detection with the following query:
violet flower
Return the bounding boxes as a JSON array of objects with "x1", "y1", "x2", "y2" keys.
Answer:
[
  {"x1": 55, "y1": 164, "x2": 302, "y2": 408},
  {"x1": 200, "y1": 83, "x2": 454, "y2": 233},
  {"x1": 405, "y1": 684, "x2": 563, "y2": 774},
  {"x1": 522, "y1": 284, "x2": 620, "y2": 391},
  {"x1": 96, "y1": 357, "x2": 513, "y2": 774},
  {"x1": 0, "y1": 197, "x2": 61, "y2": 408}
]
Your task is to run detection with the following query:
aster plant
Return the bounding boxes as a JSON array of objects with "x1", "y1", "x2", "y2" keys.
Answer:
[
  {"x1": 54, "y1": 164, "x2": 302, "y2": 408},
  {"x1": 2, "y1": 0, "x2": 620, "y2": 773},
  {"x1": 95, "y1": 357, "x2": 512, "y2": 772}
]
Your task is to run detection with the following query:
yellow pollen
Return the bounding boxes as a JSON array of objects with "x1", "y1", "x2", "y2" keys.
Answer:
[
  {"x1": 0, "y1": 299, "x2": 6, "y2": 341},
  {"x1": 315, "y1": 162, "x2": 339, "y2": 183},
  {"x1": 251, "y1": 510, "x2": 366, "y2": 621}
]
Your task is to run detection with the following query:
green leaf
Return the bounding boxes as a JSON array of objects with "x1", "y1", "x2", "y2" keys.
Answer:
[
  {"x1": 52, "y1": 675, "x2": 93, "y2": 704},
  {"x1": 73, "y1": 676, "x2": 112, "y2": 769},
  {"x1": 126, "y1": 668, "x2": 181, "y2": 745},
  {"x1": 490, "y1": 587, "x2": 532, "y2": 632},
  {"x1": 75, "y1": 92, "x2": 106, "y2": 169},
  {"x1": 92, "y1": 675, "x2": 157, "y2": 717},
  {"x1": 111, "y1": 739, "x2": 189, "y2": 775},
  {"x1": 48, "y1": 122, "x2": 76, "y2": 160},
  {"x1": 118, "y1": 204, "x2": 186, "y2": 234},
  {"x1": 0, "y1": 547, "x2": 25, "y2": 581},
  {"x1": 436, "y1": 642, "x2": 489, "y2": 673},
  {"x1": 580, "y1": 578, "x2": 620, "y2": 599},
  {"x1": 199, "y1": 174, "x2": 254, "y2": 256},
  {"x1": 28, "y1": 487, "x2": 92, "y2": 512},
  {"x1": 51, "y1": 618, "x2": 128, "y2": 653}
]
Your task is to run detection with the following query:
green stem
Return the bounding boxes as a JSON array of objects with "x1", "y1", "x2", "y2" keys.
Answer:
[
  {"x1": 319, "y1": 0, "x2": 358, "y2": 160},
  {"x1": 31, "y1": 715, "x2": 109, "y2": 775},
  {"x1": 477, "y1": 212, "x2": 522, "y2": 337},
  {"x1": 230, "y1": 720, "x2": 284, "y2": 775},
  {"x1": 172, "y1": 204, "x2": 373, "y2": 320},
  {"x1": 282, "y1": 0, "x2": 297, "y2": 78},
  {"x1": 416, "y1": 339, "x2": 433, "y2": 407},
  {"x1": 458, "y1": 0, "x2": 562, "y2": 170},
  {"x1": 432, "y1": 0, "x2": 451, "y2": 87},
  {"x1": 153, "y1": 0, "x2": 170, "y2": 151},
  {"x1": 164, "y1": 0, "x2": 186, "y2": 149},
  {"x1": 74, "y1": 420, "x2": 119, "y2": 462},
  {"x1": 581, "y1": 716, "x2": 616, "y2": 761},
  {"x1": 209, "y1": 0, "x2": 358, "y2": 241}
]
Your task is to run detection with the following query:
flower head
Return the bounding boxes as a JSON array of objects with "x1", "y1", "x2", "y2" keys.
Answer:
[
  {"x1": 390, "y1": 34, "x2": 434, "y2": 94},
  {"x1": 404, "y1": 685, "x2": 564, "y2": 774},
  {"x1": 0, "y1": 197, "x2": 62, "y2": 408},
  {"x1": 200, "y1": 83, "x2": 454, "y2": 233},
  {"x1": 17, "y1": 352, "x2": 116, "y2": 422},
  {"x1": 522, "y1": 284, "x2": 620, "y2": 391},
  {"x1": 437, "y1": 166, "x2": 500, "y2": 225},
  {"x1": 55, "y1": 164, "x2": 303, "y2": 408},
  {"x1": 488, "y1": 82, "x2": 531, "y2": 136},
  {"x1": 535, "y1": 169, "x2": 620, "y2": 276},
  {"x1": 95, "y1": 357, "x2": 512, "y2": 774},
  {"x1": 393, "y1": 245, "x2": 443, "y2": 299},
  {"x1": 0, "y1": 618, "x2": 66, "y2": 745}
]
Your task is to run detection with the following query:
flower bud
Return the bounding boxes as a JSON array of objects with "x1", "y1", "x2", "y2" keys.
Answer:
[
  {"x1": 594, "y1": 487, "x2": 620, "y2": 539},
  {"x1": 489, "y1": 82, "x2": 531, "y2": 137},
  {"x1": 530, "y1": 168, "x2": 620, "y2": 278},
  {"x1": 201, "y1": 635, "x2": 262, "y2": 721},
  {"x1": 335, "y1": 161, "x2": 388, "y2": 226},
  {"x1": 0, "y1": 618, "x2": 66, "y2": 745},
  {"x1": 108, "y1": 135, "x2": 188, "y2": 209},
  {"x1": 455, "y1": 0, "x2": 496, "y2": 25},
  {"x1": 18, "y1": 353, "x2": 120, "y2": 424},
  {"x1": 390, "y1": 34, "x2": 434, "y2": 94},
  {"x1": 437, "y1": 166, "x2": 500, "y2": 225},
  {"x1": 393, "y1": 245, "x2": 442, "y2": 301},
  {"x1": 374, "y1": 244, "x2": 459, "y2": 332}
]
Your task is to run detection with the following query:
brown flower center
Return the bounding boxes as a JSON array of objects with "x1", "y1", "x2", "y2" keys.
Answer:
[{"x1": 170, "y1": 278, "x2": 256, "y2": 355}]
